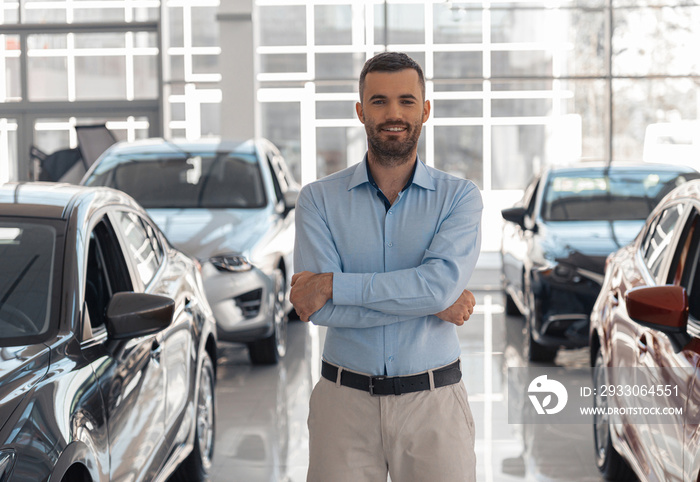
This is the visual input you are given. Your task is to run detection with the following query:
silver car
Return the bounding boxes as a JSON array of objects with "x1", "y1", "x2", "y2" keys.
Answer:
[{"x1": 82, "y1": 138, "x2": 298, "y2": 365}]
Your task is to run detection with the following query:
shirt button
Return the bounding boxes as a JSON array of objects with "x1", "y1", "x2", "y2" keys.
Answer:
[
  {"x1": 387, "y1": 242, "x2": 393, "y2": 247},
  {"x1": 388, "y1": 356, "x2": 394, "y2": 362},
  {"x1": 388, "y1": 210, "x2": 393, "y2": 215}
]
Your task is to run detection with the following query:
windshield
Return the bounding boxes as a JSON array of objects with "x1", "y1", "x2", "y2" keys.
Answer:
[
  {"x1": 0, "y1": 222, "x2": 56, "y2": 342},
  {"x1": 542, "y1": 169, "x2": 699, "y2": 222},
  {"x1": 85, "y1": 152, "x2": 267, "y2": 209}
]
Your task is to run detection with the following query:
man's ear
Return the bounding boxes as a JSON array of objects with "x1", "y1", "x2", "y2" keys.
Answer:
[
  {"x1": 422, "y1": 100, "x2": 431, "y2": 123},
  {"x1": 355, "y1": 102, "x2": 365, "y2": 124}
]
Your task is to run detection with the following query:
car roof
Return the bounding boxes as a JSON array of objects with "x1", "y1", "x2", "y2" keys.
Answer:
[
  {"x1": 0, "y1": 182, "x2": 141, "y2": 220},
  {"x1": 102, "y1": 138, "x2": 258, "y2": 158},
  {"x1": 544, "y1": 162, "x2": 698, "y2": 176},
  {"x1": 664, "y1": 178, "x2": 700, "y2": 203}
]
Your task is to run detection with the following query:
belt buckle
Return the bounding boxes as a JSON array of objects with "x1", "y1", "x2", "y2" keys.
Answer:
[{"x1": 368, "y1": 375, "x2": 385, "y2": 396}]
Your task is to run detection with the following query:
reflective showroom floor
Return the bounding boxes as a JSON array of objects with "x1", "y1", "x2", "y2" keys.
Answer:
[{"x1": 206, "y1": 254, "x2": 607, "y2": 482}]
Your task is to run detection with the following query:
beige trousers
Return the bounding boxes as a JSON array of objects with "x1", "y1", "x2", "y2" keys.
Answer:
[{"x1": 306, "y1": 371, "x2": 476, "y2": 482}]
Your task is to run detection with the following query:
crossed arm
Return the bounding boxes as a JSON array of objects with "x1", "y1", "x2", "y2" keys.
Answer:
[
  {"x1": 291, "y1": 183, "x2": 482, "y2": 328},
  {"x1": 290, "y1": 271, "x2": 476, "y2": 325}
]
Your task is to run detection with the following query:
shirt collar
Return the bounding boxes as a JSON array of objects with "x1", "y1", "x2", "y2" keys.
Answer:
[{"x1": 347, "y1": 153, "x2": 436, "y2": 192}]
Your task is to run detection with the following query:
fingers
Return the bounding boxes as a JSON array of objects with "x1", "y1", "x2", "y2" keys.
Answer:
[
  {"x1": 465, "y1": 289, "x2": 476, "y2": 305},
  {"x1": 291, "y1": 271, "x2": 309, "y2": 286},
  {"x1": 462, "y1": 289, "x2": 475, "y2": 316}
]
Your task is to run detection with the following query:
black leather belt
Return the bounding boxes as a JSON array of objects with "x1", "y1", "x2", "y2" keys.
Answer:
[{"x1": 321, "y1": 360, "x2": 462, "y2": 396}]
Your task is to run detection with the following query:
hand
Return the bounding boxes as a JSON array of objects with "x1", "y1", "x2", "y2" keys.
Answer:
[
  {"x1": 435, "y1": 289, "x2": 476, "y2": 326},
  {"x1": 290, "y1": 271, "x2": 333, "y2": 322}
]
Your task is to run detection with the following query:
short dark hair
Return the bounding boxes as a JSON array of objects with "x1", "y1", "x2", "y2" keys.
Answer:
[{"x1": 359, "y1": 52, "x2": 426, "y2": 103}]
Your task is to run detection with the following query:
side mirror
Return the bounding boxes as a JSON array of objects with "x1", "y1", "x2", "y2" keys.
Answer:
[
  {"x1": 283, "y1": 189, "x2": 299, "y2": 215},
  {"x1": 105, "y1": 292, "x2": 175, "y2": 340},
  {"x1": 626, "y1": 285, "x2": 690, "y2": 351},
  {"x1": 502, "y1": 206, "x2": 528, "y2": 229}
]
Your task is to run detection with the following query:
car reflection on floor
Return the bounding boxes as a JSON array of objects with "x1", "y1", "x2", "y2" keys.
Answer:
[
  {"x1": 208, "y1": 321, "x2": 314, "y2": 482},
  {"x1": 207, "y1": 273, "x2": 607, "y2": 481}
]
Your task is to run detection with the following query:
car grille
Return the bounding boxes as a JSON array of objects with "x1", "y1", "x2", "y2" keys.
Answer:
[{"x1": 234, "y1": 288, "x2": 263, "y2": 318}]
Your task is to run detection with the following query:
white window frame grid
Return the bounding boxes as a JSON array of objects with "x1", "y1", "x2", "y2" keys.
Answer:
[
  {"x1": 164, "y1": 0, "x2": 222, "y2": 140},
  {"x1": 256, "y1": 0, "x2": 581, "y2": 188},
  {"x1": 254, "y1": 0, "x2": 605, "y2": 253},
  {"x1": 0, "y1": 0, "x2": 223, "y2": 172}
]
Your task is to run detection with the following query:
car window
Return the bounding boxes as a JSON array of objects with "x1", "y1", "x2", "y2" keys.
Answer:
[
  {"x1": 668, "y1": 211, "x2": 698, "y2": 286},
  {"x1": 642, "y1": 204, "x2": 685, "y2": 281},
  {"x1": 267, "y1": 153, "x2": 284, "y2": 204},
  {"x1": 541, "y1": 170, "x2": 696, "y2": 222},
  {"x1": 142, "y1": 218, "x2": 164, "y2": 265},
  {"x1": 520, "y1": 179, "x2": 539, "y2": 216},
  {"x1": 640, "y1": 214, "x2": 661, "y2": 258},
  {"x1": 84, "y1": 217, "x2": 133, "y2": 337},
  {"x1": 686, "y1": 246, "x2": 700, "y2": 322},
  {"x1": 114, "y1": 211, "x2": 161, "y2": 287},
  {"x1": 0, "y1": 222, "x2": 56, "y2": 340},
  {"x1": 272, "y1": 153, "x2": 294, "y2": 190},
  {"x1": 85, "y1": 152, "x2": 267, "y2": 209},
  {"x1": 671, "y1": 210, "x2": 700, "y2": 321}
]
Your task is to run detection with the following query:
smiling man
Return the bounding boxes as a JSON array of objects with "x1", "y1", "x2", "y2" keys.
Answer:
[{"x1": 291, "y1": 52, "x2": 483, "y2": 482}]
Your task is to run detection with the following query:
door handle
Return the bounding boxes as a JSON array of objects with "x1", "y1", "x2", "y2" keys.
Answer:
[
  {"x1": 151, "y1": 339, "x2": 162, "y2": 365},
  {"x1": 637, "y1": 333, "x2": 649, "y2": 356},
  {"x1": 610, "y1": 290, "x2": 619, "y2": 306}
]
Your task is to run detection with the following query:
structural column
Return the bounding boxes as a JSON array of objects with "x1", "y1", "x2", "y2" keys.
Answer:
[{"x1": 218, "y1": 0, "x2": 257, "y2": 140}]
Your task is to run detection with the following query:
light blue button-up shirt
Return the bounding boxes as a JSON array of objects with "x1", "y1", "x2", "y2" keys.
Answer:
[{"x1": 294, "y1": 155, "x2": 482, "y2": 376}]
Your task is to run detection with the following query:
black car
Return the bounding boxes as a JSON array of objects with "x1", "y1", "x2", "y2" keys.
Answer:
[
  {"x1": 500, "y1": 163, "x2": 699, "y2": 362},
  {"x1": 0, "y1": 182, "x2": 217, "y2": 481}
]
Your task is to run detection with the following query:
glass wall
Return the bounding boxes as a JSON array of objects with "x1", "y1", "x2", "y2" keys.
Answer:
[
  {"x1": 0, "y1": 0, "x2": 221, "y2": 180},
  {"x1": 255, "y1": 0, "x2": 700, "y2": 250},
  {"x1": 2, "y1": 0, "x2": 699, "y2": 248}
]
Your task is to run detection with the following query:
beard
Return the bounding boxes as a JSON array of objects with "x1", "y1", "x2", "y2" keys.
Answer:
[{"x1": 365, "y1": 117, "x2": 423, "y2": 167}]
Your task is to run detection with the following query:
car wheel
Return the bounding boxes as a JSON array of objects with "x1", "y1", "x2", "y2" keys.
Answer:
[
  {"x1": 592, "y1": 350, "x2": 636, "y2": 481},
  {"x1": 248, "y1": 270, "x2": 287, "y2": 365},
  {"x1": 171, "y1": 354, "x2": 216, "y2": 482},
  {"x1": 504, "y1": 291, "x2": 520, "y2": 316},
  {"x1": 524, "y1": 290, "x2": 558, "y2": 362}
]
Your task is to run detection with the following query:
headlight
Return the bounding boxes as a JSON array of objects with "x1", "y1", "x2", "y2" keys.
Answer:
[
  {"x1": 0, "y1": 450, "x2": 16, "y2": 482},
  {"x1": 210, "y1": 254, "x2": 253, "y2": 272}
]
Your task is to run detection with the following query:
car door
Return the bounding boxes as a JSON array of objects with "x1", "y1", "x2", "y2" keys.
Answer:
[
  {"x1": 611, "y1": 203, "x2": 697, "y2": 481},
  {"x1": 110, "y1": 210, "x2": 196, "y2": 473},
  {"x1": 644, "y1": 206, "x2": 700, "y2": 482},
  {"x1": 264, "y1": 148, "x2": 296, "y2": 267},
  {"x1": 637, "y1": 209, "x2": 700, "y2": 482},
  {"x1": 679, "y1": 211, "x2": 700, "y2": 481},
  {"x1": 604, "y1": 204, "x2": 684, "y2": 476},
  {"x1": 502, "y1": 177, "x2": 541, "y2": 305},
  {"x1": 80, "y1": 213, "x2": 167, "y2": 481}
]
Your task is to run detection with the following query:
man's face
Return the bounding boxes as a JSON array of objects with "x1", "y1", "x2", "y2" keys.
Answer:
[{"x1": 356, "y1": 69, "x2": 430, "y2": 166}]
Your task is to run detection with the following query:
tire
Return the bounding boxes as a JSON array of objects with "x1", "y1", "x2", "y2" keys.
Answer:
[
  {"x1": 524, "y1": 290, "x2": 557, "y2": 363},
  {"x1": 504, "y1": 291, "x2": 520, "y2": 316},
  {"x1": 171, "y1": 354, "x2": 216, "y2": 482},
  {"x1": 592, "y1": 350, "x2": 637, "y2": 481},
  {"x1": 248, "y1": 270, "x2": 288, "y2": 365}
]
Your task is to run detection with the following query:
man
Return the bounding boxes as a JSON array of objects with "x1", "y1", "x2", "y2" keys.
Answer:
[{"x1": 291, "y1": 52, "x2": 482, "y2": 482}]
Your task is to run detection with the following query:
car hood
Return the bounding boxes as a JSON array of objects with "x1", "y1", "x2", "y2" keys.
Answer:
[
  {"x1": 539, "y1": 220, "x2": 645, "y2": 273},
  {"x1": 148, "y1": 208, "x2": 272, "y2": 260},
  {"x1": 0, "y1": 344, "x2": 51, "y2": 434}
]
